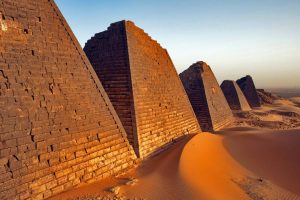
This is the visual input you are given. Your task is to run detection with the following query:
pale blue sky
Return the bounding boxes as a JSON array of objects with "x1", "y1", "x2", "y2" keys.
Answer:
[{"x1": 55, "y1": 0, "x2": 300, "y2": 88}]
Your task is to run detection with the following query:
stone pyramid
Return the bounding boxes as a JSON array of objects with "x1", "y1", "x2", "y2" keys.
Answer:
[
  {"x1": 221, "y1": 80, "x2": 251, "y2": 111},
  {"x1": 236, "y1": 75, "x2": 261, "y2": 108},
  {"x1": 180, "y1": 61, "x2": 234, "y2": 131},
  {"x1": 84, "y1": 21, "x2": 201, "y2": 158},
  {"x1": 0, "y1": 1, "x2": 136, "y2": 199}
]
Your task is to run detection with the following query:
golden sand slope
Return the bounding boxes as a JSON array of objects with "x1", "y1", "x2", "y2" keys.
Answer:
[
  {"x1": 223, "y1": 128, "x2": 300, "y2": 197},
  {"x1": 52, "y1": 128, "x2": 300, "y2": 200},
  {"x1": 234, "y1": 99, "x2": 300, "y2": 129},
  {"x1": 179, "y1": 132, "x2": 249, "y2": 199},
  {"x1": 50, "y1": 136, "x2": 199, "y2": 200},
  {"x1": 180, "y1": 129, "x2": 300, "y2": 200},
  {"x1": 51, "y1": 98, "x2": 300, "y2": 200}
]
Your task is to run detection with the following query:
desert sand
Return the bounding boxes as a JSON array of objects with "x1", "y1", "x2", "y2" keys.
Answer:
[
  {"x1": 234, "y1": 99, "x2": 300, "y2": 129},
  {"x1": 51, "y1": 98, "x2": 300, "y2": 200}
]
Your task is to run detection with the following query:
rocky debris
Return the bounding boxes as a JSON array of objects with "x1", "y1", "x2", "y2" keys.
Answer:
[
  {"x1": 70, "y1": 195, "x2": 145, "y2": 200},
  {"x1": 257, "y1": 178, "x2": 264, "y2": 183},
  {"x1": 257, "y1": 89, "x2": 279, "y2": 104},
  {"x1": 109, "y1": 186, "x2": 121, "y2": 195},
  {"x1": 125, "y1": 178, "x2": 139, "y2": 186},
  {"x1": 234, "y1": 109, "x2": 300, "y2": 130},
  {"x1": 270, "y1": 110, "x2": 300, "y2": 118},
  {"x1": 234, "y1": 111, "x2": 260, "y2": 120}
]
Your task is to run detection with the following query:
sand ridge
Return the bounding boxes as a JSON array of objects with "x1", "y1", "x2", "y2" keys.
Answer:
[
  {"x1": 180, "y1": 130, "x2": 300, "y2": 200},
  {"x1": 234, "y1": 99, "x2": 300, "y2": 129},
  {"x1": 51, "y1": 98, "x2": 300, "y2": 200},
  {"x1": 223, "y1": 128, "x2": 300, "y2": 196}
]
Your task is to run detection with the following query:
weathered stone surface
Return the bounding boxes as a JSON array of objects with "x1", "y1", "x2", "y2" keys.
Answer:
[
  {"x1": 221, "y1": 80, "x2": 251, "y2": 111},
  {"x1": 236, "y1": 75, "x2": 261, "y2": 108},
  {"x1": 0, "y1": 1, "x2": 136, "y2": 199},
  {"x1": 180, "y1": 61, "x2": 234, "y2": 131},
  {"x1": 84, "y1": 21, "x2": 201, "y2": 158}
]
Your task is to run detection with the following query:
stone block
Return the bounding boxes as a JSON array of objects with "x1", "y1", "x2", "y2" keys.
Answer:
[{"x1": 84, "y1": 20, "x2": 201, "y2": 158}]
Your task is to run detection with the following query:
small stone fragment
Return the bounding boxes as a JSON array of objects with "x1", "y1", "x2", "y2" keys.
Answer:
[
  {"x1": 109, "y1": 186, "x2": 120, "y2": 195},
  {"x1": 125, "y1": 178, "x2": 138, "y2": 186},
  {"x1": 257, "y1": 177, "x2": 263, "y2": 182}
]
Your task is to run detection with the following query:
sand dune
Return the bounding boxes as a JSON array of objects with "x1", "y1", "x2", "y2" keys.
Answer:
[
  {"x1": 263, "y1": 99, "x2": 300, "y2": 114},
  {"x1": 179, "y1": 132, "x2": 249, "y2": 199},
  {"x1": 52, "y1": 128, "x2": 300, "y2": 200},
  {"x1": 223, "y1": 128, "x2": 300, "y2": 196},
  {"x1": 234, "y1": 99, "x2": 300, "y2": 129},
  {"x1": 180, "y1": 129, "x2": 300, "y2": 200},
  {"x1": 51, "y1": 98, "x2": 300, "y2": 200},
  {"x1": 290, "y1": 97, "x2": 300, "y2": 107},
  {"x1": 50, "y1": 136, "x2": 200, "y2": 200}
]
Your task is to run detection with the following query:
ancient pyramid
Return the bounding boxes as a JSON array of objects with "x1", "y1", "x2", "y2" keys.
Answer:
[
  {"x1": 0, "y1": 1, "x2": 136, "y2": 199},
  {"x1": 180, "y1": 61, "x2": 234, "y2": 131},
  {"x1": 84, "y1": 21, "x2": 201, "y2": 158},
  {"x1": 221, "y1": 80, "x2": 251, "y2": 111},
  {"x1": 236, "y1": 75, "x2": 261, "y2": 108}
]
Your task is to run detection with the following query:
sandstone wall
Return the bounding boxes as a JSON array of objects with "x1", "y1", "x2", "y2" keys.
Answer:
[
  {"x1": 179, "y1": 65, "x2": 212, "y2": 131},
  {"x1": 84, "y1": 22, "x2": 138, "y2": 155},
  {"x1": 180, "y1": 62, "x2": 234, "y2": 131},
  {"x1": 236, "y1": 75, "x2": 261, "y2": 108},
  {"x1": 221, "y1": 80, "x2": 251, "y2": 111},
  {"x1": 0, "y1": 1, "x2": 136, "y2": 199},
  {"x1": 84, "y1": 21, "x2": 201, "y2": 158}
]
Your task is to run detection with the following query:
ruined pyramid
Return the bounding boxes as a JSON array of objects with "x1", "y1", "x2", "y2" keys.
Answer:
[
  {"x1": 84, "y1": 21, "x2": 201, "y2": 158},
  {"x1": 0, "y1": 1, "x2": 136, "y2": 199},
  {"x1": 180, "y1": 61, "x2": 234, "y2": 131},
  {"x1": 237, "y1": 75, "x2": 261, "y2": 108},
  {"x1": 221, "y1": 80, "x2": 251, "y2": 111}
]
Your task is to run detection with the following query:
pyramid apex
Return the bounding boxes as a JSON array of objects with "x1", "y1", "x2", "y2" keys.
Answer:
[
  {"x1": 107, "y1": 20, "x2": 138, "y2": 30},
  {"x1": 180, "y1": 61, "x2": 234, "y2": 131},
  {"x1": 192, "y1": 61, "x2": 210, "y2": 68},
  {"x1": 84, "y1": 19, "x2": 200, "y2": 158}
]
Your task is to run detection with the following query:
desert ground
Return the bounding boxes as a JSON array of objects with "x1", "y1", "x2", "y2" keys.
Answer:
[{"x1": 50, "y1": 98, "x2": 300, "y2": 200}]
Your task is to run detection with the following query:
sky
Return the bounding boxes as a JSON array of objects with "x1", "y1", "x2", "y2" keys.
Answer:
[{"x1": 55, "y1": 0, "x2": 300, "y2": 89}]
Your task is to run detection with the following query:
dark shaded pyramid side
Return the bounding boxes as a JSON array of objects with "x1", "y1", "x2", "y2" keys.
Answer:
[
  {"x1": 221, "y1": 80, "x2": 251, "y2": 111},
  {"x1": 84, "y1": 21, "x2": 201, "y2": 158},
  {"x1": 0, "y1": 1, "x2": 136, "y2": 199},
  {"x1": 84, "y1": 21, "x2": 138, "y2": 155},
  {"x1": 180, "y1": 62, "x2": 234, "y2": 131},
  {"x1": 236, "y1": 75, "x2": 261, "y2": 108}
]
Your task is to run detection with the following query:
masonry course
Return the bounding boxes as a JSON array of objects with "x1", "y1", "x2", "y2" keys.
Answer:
[
  {"x1": 180, "y1": 61, "x2": 234, "y2": 131},
  {"x1": 84, "y1": 20, "x2": 201, "y2": 158},
  {"x1": 0, "y1": 1, "x2": 136, "y2": 199}
]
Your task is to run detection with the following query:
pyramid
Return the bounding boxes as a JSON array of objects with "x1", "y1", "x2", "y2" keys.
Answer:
[
  {"x1": 0, "y1": 1, "x2": 136, "y2": 199},
  {"x1": 179, "y1": 61, "x2": 234, "y2": 131},
  {"x1": 221, "y1": 80, "x2": 251, "y2": 111},
  {"x1": 236, "y1": 75, "x2": 261, "y2": 108},
  {"x1": 84, "y1": 21, "x2": 201, "y2": 158}
]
